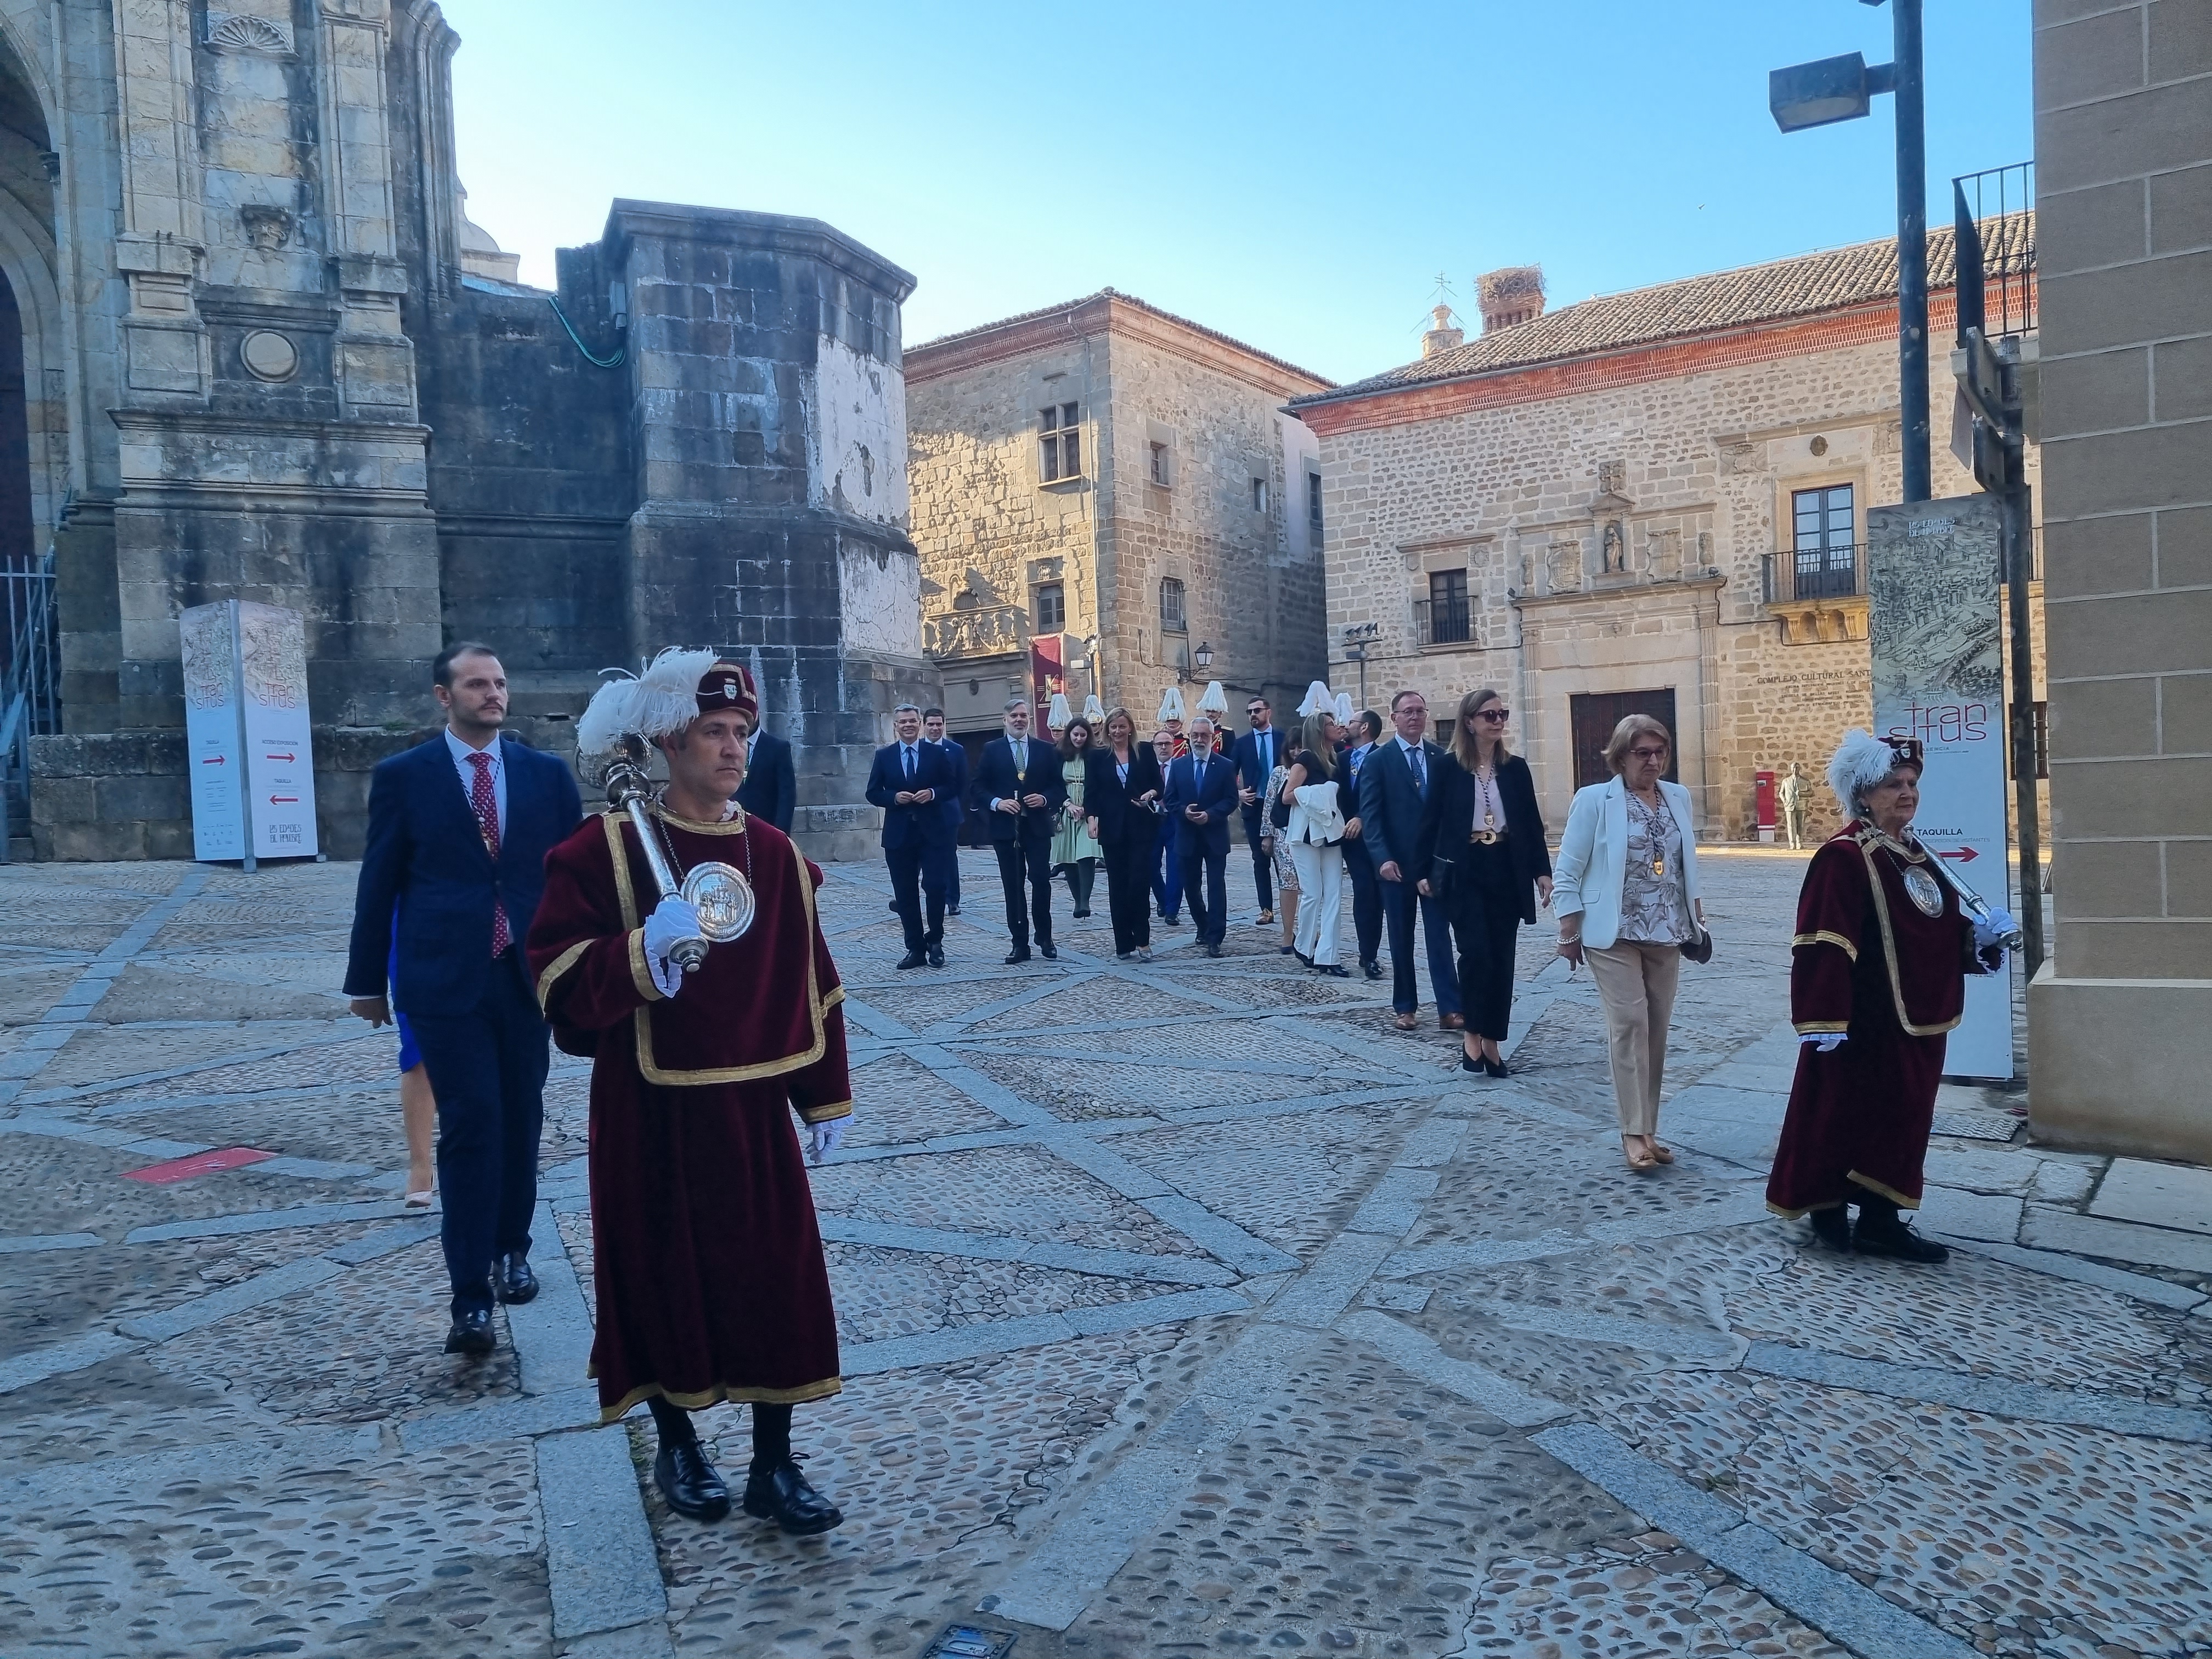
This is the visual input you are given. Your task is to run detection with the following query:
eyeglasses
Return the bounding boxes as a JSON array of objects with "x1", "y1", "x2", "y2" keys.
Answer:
[
  {"x1": 1472, "y1": 708, "x2": 1511, "y2": 724},
  {"x1": 1628, "y1": 746, "x2": 1668, "y2": 761}
]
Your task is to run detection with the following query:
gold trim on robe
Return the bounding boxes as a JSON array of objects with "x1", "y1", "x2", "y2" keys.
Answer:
[{"x1": 1856, "y1": 829, "x2": 1963, "y2": 1038}]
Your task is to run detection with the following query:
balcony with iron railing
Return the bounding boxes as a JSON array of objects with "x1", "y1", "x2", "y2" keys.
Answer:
[
  {"x1": 1763, "y1": 543, "x2": 1866, "y2": 644},
  {"x1": 1413, "y1": 596, "x2": 1472, "y2": 647}
]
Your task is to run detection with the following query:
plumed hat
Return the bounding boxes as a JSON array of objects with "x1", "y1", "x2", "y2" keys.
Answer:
[
  {"x1": 1334, "y1": 691, "x2": 1354, "y2": 726},
  {"x1": 1046, "y1": 691, "x2": 1073, "y2": 731},
  {"x1": 1197, "y1": 680, "x2": 1229, "y2": 718},
  {"x1": 1082, "y1": 693, "x2": 1106, "y2": 724},
  {"x1": 578, "y1": 647, "x2": 758, "y2": 757},
  {"x1": 1157, "y1": 685, "x2": 1187, "y2": 724},
  {"x1": 1296, "y1": 680, "x2": 1334, "y2": 718},
  {"x1": 1827, "y1": 728, "x2": 1925, "y2": 814}
]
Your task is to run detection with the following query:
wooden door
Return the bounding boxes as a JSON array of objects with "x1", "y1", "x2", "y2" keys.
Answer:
[{"x1": 1570, "y1": 690, "x2": 1680, "y2": 789}]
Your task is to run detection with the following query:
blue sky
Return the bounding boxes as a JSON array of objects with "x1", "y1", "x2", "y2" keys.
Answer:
[{"x1": 445, "y1": 1, "x2": 2032, "y2": 387}]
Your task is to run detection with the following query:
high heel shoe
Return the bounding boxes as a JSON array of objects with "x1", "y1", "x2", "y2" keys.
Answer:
[
  {"x1": 1482, "y1": 1053, "x2": 1510, "y2": 1078},
  {"x1": 1459, "y1": 1046, "x2": 1484, "y2": 1074}
]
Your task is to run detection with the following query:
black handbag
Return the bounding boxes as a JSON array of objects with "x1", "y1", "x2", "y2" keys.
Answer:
[
  {"x1": 1680, "y1": 924, "x2": 1713, "y2": 964},
  {"x1": 1268, "y1": 775, "x2": 1293, "y2": 831}
]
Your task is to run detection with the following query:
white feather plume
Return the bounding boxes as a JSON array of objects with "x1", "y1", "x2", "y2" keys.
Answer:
[
  {"x1": 1827, "y1": 727, "x2": 1900, "y2": 816},
  {"x1": 1197, "y1": 680, "x2": 1229, "y2": 716},
  {"x1": 1334, "y1": 691, "x2": 1354, "y2": 726},
  {"x1": 1082, "y1": 693, "x2": 1105, "y2": 724},
  {"x1": 1156, "y1": 685, "x2": 1187, "y2": 724},
  {"x1": 1046, "y1": 691, "x2": 1073, "y2": 730},
  {"x1": 577, "y1": 646, "x2": 715, "y2": 757},
  {"x1": 1296, "y1": 680, "x2": 1333, "y2": 718}
]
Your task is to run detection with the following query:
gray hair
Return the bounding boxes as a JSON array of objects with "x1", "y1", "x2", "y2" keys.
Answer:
[
  {"x1": 1003, "y1": 697, "x2": 1031, "y2": 714},
  {"x1": 893, "y1": 701, "x2": 922, "y2": 718}
]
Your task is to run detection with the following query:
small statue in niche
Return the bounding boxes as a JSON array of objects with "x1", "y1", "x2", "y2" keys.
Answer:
[{"x1": 1601, "y1": 520, "x2": 1626, "y2": 573}]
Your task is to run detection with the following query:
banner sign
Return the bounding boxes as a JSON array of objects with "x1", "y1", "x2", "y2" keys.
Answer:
[
  {"x1": 180, "y1": 601, "x2": 318, "y2": 863},
  {"x1": 1866, "y1": 495, "x2": 2011, "y2": 1080}
]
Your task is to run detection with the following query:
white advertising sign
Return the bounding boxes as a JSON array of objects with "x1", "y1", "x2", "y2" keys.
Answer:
[
  {"x1": 1867, "y1": 495, "x2": 2012, "y2": 1081},
  {"x1": 179, "y1": 601, "x2": 318, "y2": 864}
]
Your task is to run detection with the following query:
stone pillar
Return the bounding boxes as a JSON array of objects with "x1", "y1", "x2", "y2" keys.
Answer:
[
  {"x1": 2026, "y1": 0, "x2": 2212, "y2": 1163},
  {"x1": 600, "y1": 204, "x2": 934, "y2": 861}
]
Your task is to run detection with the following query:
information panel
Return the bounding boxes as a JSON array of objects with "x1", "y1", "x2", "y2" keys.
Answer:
[
  {"x1": 179, "y1": 601, "x2": 318, "y2": 863},
  {"x1": 1866, "y1": 495, "x2": 2012, "y2": 1080}
]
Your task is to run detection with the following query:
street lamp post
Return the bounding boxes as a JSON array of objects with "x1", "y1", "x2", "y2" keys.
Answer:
[{"x1": 1769, "y1": 0, "x2": 1930, "y2": 503}]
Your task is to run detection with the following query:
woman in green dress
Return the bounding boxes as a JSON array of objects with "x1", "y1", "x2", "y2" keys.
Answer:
[{"x1": 1053, "y1": 716, "x2": 1102, "y2": 918}]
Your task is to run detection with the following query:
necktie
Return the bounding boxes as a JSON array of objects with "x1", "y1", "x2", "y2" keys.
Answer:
[
  {"x1": 467, "y1": 752, "x2": 511, "y2": 956},
  {"x1": 903, "y1": 745, "x2": 915, "y2": 782},
  {"x1": 1409, "y1": 744, "x2": 1426, "y2": 795}
]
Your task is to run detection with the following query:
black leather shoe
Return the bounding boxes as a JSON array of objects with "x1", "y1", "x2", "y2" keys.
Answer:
[
  {"x1": 493, "y1": 1253, "x2": 538, "y2": 1305},
  {"x1": 946, "y1": 905, "x2": 960, "y2": 916},
  {"x1": 1362, "y1": 960, "x2": 1384, "y2": 980},
  {"x1": 742, "y1": 1458, "x2": 843, "y2": 1535},
  {"x1": 1318, "y1": 963, "x2": 1350, "y2": 977},
  {"x1": 1004, "y1": 946, "x2": 1031, "y2": 965},
  {"x1": 1482, "y1": 1054, "x2": 1510, "y2": 1078},
  {"x1": 896, "y1": 949, "x2": 927, "y2": 970},
  {"x1": 1807, "y1": 1206, "x2": 1853, "y2": 1253},
  {"x1": 1204, "y1": 943, "x2": 1223, "y2": 957},
  {"x1": 927, "y1": 946, "x2": 945, "y2": 968},
  {"x1": 1039, "y1": 941, "x2": 1058, "y2": 960},
  {"x1": 654, "y1": 1441, "x2": 731, "y2": 1521},
  {"x1": 444, "y1": 1307, "x2": 495, "y2": 1356},
  {"x1": 1852, "y1": 1209, "x2": 1949, "y2": 1263}
]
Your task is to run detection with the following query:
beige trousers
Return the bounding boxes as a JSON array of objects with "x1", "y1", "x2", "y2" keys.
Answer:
[{"x1": 1585, "y1": 940, "x2": 1681, "y2": 1137}]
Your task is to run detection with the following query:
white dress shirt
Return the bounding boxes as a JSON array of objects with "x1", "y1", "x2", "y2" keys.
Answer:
[{"x1": 445, "y1": 726, "x2": 505, "y2": 836}]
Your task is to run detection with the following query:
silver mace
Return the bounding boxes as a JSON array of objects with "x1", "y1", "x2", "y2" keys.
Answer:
[{"x1": 603, "y1": 737, "x2": 709, "y2": 971}]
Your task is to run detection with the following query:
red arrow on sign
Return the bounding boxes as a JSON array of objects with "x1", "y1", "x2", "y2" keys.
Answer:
[
  {"x1": 1938, "y1": 847, "x2": 1979, "y2": 862},
  {"x1": 264, "y1": 752, "x2": 295, "y2": 763},
  {"x1": 269, "y1": 795, "x2": 299, "y2": 804},
  {"x1": 200, "y1": 755, "x2": 226, "y2": 766}
]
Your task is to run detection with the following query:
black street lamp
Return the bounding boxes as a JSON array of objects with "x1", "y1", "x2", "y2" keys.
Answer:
[{"x1": 1770, "y1": 0, "x2": 1930, "y2": 504}]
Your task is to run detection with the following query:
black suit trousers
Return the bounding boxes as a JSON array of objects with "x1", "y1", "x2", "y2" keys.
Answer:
[
  {"x1": 994, "y1": 834, "x2": 1055, "y2": 947},
  {"x1": 887, "y1": 840, "x2": 947, "y2": 952},
  {"x1": 1102, "y1": 832, "x2": 1154, "y2": 955},
  {"x1": 1240, "y1": 805, "x2": 1273, "y2": 911},
  {"x1": 404, "y1": 950, "x2": 549, "y2": 1317},
  {"x1": 1447, "y1": 840, "x2": 1522, "y2": 1041},
  {"x1": 1180, "y1": 844, "x2": 1229, "y2": 946},
  {"x1": 1344, "y1": 836, "x2": 1384, "y2": 966}
]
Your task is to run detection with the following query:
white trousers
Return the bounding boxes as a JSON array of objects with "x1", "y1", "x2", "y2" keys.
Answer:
[{"x1": 1289, "y1": 841, "x2": 1344, "y2": 966}]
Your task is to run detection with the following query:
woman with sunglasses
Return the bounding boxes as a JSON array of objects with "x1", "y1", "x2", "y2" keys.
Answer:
[
  {"x1": 1553, "y1": 714, "x2": 1706, "y2": 1171},
  {"x1": 1415, "y1": 689, "x2": 1552, "y2": 1074}
]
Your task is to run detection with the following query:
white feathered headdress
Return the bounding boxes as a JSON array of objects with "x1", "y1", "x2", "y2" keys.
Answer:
[
  {"x1": 1296, "y1": 680, "x2": 1334, "y2": 718},
  {"x1": 1045, "y1": 691, "x2": 1072, "y2": 731},
  {"x1": 1334, "y1": 691, "x2": 1355, "y2": 726},
  {"x1": 1197, "y1": 680, "x2": 1229, "y2": 718},
  {"x1": 577, "y1": 647, "x2": 716, "y2": 757},
  {"x1": 1828, "y1": 728, "x2": 1920, "y2": 815},
  {"x1": 1157, "y1": 685, "x2": 1187, "y2": 724},
  {"x1": 1082, "y1": 693, "x2": 1106, "y2": 724}
]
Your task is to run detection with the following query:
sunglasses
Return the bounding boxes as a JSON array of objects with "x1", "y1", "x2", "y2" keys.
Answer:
[{"x1": 1471, "y1": 708, "x2": 1511, "y2": 723}]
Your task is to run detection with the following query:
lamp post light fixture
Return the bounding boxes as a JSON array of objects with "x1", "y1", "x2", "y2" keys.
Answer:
[
  {"x1": 1177, "y1": 640, "x2": 1215, "y2": 685},
  {"x1": 1340, "y1": 621, "x2": 1380, "y2": 710},
  {"x1": 1770, "y1": 0, "x2": 1930, "y2": 504}
]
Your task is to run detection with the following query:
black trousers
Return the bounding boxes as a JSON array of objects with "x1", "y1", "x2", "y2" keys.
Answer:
[
  {"x1": 886, "y1": 840, "x2": 947, "y2": 952},
  {"x1": 1446, "y1": 839, "x2": 1523, "y2": 1042},
  {"x1": 1344, "y1": 837, "x2": 1384, "y2": 966},
  {"x1": 994, "y1": 835, "x2": 1055, "y2": 947},
  {"x1": 1180, "y1": 844, "x2": 1229, "y2": 946},
  {"x1": 405, "y1": 950, "x2": 549, "y2": 1317},
  {"x1": 1240, "y1": 805, "x2": 1273, "y2": 912},
  {"x1": 1102, "y1": 833, "x2": 1155, "y2": 954}
]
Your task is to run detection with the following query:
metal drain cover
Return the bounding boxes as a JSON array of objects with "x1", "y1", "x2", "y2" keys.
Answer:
[
  {"x1": 921, "y1": 1624, "x2": 1017, "y2": 1659},
  {"x1": 1931, "y1": 1107, "x2": 2022, "y2": 1142}
]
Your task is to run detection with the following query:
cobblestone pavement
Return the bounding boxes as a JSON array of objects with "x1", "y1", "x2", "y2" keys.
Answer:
[{"x1": 2, "y1": 848, "x2": 2208, "y2": 1659}]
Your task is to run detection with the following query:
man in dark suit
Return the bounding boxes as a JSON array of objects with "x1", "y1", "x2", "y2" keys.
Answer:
[
  {"x1": 1358, "y1": 689, "x2": 1463, "y2": 1032},
  {"x1": 1163, "y1": 716, "x2": 1240, "y2": 956},
  {"x1": 1231, "y1": 695, "x2": 1283, "y2": 926},
  {"x1": 866, "y1": 703, "x2": 958, "y2": 969},
  {"x1": 345, "y1": 642, "x2": 583, "y2": 1357},
  {"x1": 1341, "y1": 709, "x2": 1386, "y2": 979},
  {"x1": 923, "y1": 707, "x2": 966, "y2": 917},
  {"x1": 737, "y1": 714, "x2": 796, "y2": 832},
  {"x1": 968, "y1": 698, "x2": 1066, "y2": 964}
]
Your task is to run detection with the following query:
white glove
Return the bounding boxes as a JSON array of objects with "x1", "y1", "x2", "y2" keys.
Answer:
[
  {"x1": 806, "y1": 1116, "x2": 849, "y2": 1164},
  {"x1": 1972, "y1": 907, "x2": 2017, "y2": 950},
  {"x1": 1799, "y1": 1032, "x2": 1846, "y2": 1053},
  {"x1": 642, "y1": 896, "x2": 702, "y2": 994}
]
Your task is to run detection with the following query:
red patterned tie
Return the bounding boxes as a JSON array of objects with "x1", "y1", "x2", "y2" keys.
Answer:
[{"x1": 468, "y1": 752, "x2": 511, "y2": 956}]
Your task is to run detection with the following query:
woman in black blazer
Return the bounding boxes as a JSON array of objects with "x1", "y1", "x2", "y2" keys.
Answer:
[
  {"x1": 1417, "y1": 687, "x2": 1554, "y2": 1075},
  {"x1": 1085, "y1": 706, "x2": 1167, "y2": 961}
]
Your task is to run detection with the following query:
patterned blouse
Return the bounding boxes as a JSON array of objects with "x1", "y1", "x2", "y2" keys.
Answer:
[{"x1": 1619, "y1": 788, "x2": 1692, "y2": 946}]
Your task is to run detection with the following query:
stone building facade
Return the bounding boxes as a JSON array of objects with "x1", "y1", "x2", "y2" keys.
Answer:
[
  {"x1": 905, "y1": 291, "x2": 1329, "y2": 742},
  {"x1": 1294, "y1": 234, "x2": 2045, "y2": 844},
  {"x1": 5, "y1": 1, "x2": 924, "y2": 862},
  {"x1": 2027, "y1": 0, "x2": 2210, "y2": 1164}
]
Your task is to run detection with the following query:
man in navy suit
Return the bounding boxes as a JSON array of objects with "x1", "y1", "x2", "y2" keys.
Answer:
[
  {"x1": 737, "y1": 714, "x2": 795, "y2": 833},
  {"x1": 1163, "y1": 716, "x2": 1240, "y2": 956},
  {"x1": 923, "y1": 707, "x2": 966, "y2": 916},
  {"x1": 1358, "y1": 689, "x2": 1463, "y2": 1032},
  {"x1": 866, "y1": 703, "x2": 958, "y2": 970},
  {"x1": 1231, "y1": 695, "x2": 1283, "y2": 925},
  {"x1": 345, "y1": 642, "x2": 583, "y2": 1357},
  {"x1": 1341, "y1": 710, "x2": 1386, "y2": 979},
  {"x1": 968, "y1": 697, "x2": 1066, "y2": 964}
]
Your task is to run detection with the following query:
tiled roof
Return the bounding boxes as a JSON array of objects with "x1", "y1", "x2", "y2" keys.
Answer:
[
  {"x1": 1292, "y1": 215, "x2": 2032, "y2": 410},
  {"x1": 909, "y1": 288, "x2": 1334, "y2": 390}
]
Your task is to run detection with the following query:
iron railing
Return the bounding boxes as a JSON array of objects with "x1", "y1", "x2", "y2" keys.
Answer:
[
  {"x1": 1762, "y1": 542, "x2": 1864, "y2": 605},
  {"x1": 1414, "y1": 596, "x2": 1471, "y2": 646},
  {"x1": 1, "y1": 543, "x2": 60, "y2": 860},
  {"x1": 1953, "y1": 162, "x2": 2035, "y2": 341}
]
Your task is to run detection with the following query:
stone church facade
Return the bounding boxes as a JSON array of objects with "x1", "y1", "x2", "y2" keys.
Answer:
[
  {"x1": 7, "y1": 1, "x2": 926, "y2": 862},
  {"x1": 1294, "y1": 234, "x2": 2045, "y2": 843},
  {"x1": 905, "y1": 291, "x2": 1329, "y2": 742}
]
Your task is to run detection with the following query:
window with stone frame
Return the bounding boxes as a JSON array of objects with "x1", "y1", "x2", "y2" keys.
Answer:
[
  {"x1": 1040, "y1": 403, "x2": 1082, "y2": 482},
  {"x1": 1425, "y1": 568, "x2": 1471, "y2": 645},
  {"x1": 1149, "y1": 441, "x2": 1171, "y2": 487},
  {"x1": 1160, "y1": 577, "x2": 1187, "y2": 635},
  {"x1": 1251, "y1": 477, "x2": 1269, "y2": 514},
  {"x1": 1307, "y1": 471, "x2": 1324, "y2": 549},
  {"x1": 1034, "y1": 582, "x2": 1065, "y2": 631}
]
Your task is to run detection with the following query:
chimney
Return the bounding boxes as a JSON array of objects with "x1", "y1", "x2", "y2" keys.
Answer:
[
  {"x1": 1477, "y1": 265, "x2": 1545, "y2": 333},
  {"x1": 1419, "y1": 303, "x2": 1464, "y2": 359}
]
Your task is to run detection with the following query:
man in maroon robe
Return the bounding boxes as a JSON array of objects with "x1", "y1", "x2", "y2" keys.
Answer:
[
  {"x1": 527, "y1": 652, "x2": 851, "y2": 1532},
  {"x1": 1767, "y1": 731, "x2": 2010, "y2": 1263}
]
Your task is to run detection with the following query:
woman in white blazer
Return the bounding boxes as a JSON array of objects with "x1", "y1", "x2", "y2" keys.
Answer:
[{"x1": 1552, "y1": 714, "x2": 1706, "y2": 1172}]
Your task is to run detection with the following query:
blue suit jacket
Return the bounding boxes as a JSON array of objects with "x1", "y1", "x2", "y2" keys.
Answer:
[
  {"x1": 933, "y1": 738, "x2": 970, "y2": 839},
  {"x1": 968, "y1": 734, "x2": 1067, "y2": 844},
  {"x1": 343, "y1": 733, "x2": 583, "y2": 1013},
  {"x1": 1357, "y1": 737, "x2": 1446, "y2": 873},
  {"x1": 736, "y1": 730, "x2": 795, "y2": 833},
  {"x1": 1162, "y1": 751, "x2": 1239, "y2": 858},
  {"x1": 865, "y1": 740, "x2": 959, "y2": 849},
  {"x1": 1232, "y1": 728, "x2": 1286, "y2": 804}
]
